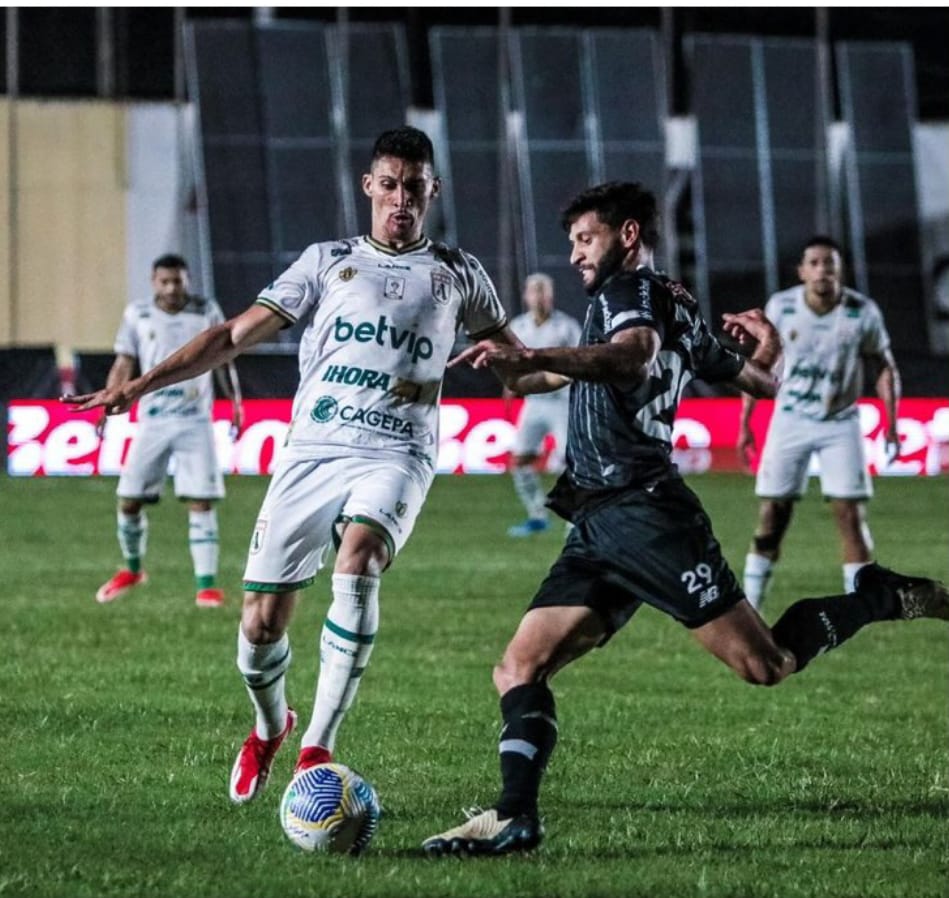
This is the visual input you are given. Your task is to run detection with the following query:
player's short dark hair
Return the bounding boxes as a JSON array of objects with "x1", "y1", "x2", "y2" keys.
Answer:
[
  {"x1": 152, "y1": 253, "x2": 188, "y2": 271},
  {"x1": 371, "y1": 127, "x2": 435, "y2": 168},
  {"x1": 560, "y1": 181, "x2": 660, "y2": 249},
  {"x1": 800, "y1": 235, "x2": 842, "y2": 257}
]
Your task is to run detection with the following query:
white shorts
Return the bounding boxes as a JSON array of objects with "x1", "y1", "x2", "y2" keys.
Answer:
[
  {"x1": 242, "y1": 453, "x2": 433, "y2": 591},
  {"x1": 118, "y1": 418, "x2": 224, "y2": 502},
  {"x1": 755, "y1": 410, "x2": 872, "y2": 501},
  {"x1": 513, "y1": 398, "x2": 569, "y2": 469}
]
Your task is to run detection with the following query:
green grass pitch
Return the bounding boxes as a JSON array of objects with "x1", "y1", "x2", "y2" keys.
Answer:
[{"x1": 3, "y1": 472, "x2": 947, "y2": 898}]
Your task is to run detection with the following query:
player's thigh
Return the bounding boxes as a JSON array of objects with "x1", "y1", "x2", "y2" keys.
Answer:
[
  {"x1": 512, "y1": 402, "x2": 551, "y2": 457},
  {"x1": 171, "y1": 420, "x2": 225, "y2": 500},
  {"x1": 243, "y1": 458, "x2": 353, "y2": 591},
  {"x1": 342, "y1": 457, "x2": 433, "y2": 560},
  {"x1": 117, "y1": 424, "x2": 174, "y2": 499},
  {"x1": 816, "y1": 418, "x2": 872, "y2": 499},
  {"x1": 547, "y1": 402, "x2": 570, "y2": 471},
  {"x1": 755, "y1": 415, "x2": 813, "y2": 499},
  {"x1": 582, "y1": 478, "x2": 745, "y2": 628}
]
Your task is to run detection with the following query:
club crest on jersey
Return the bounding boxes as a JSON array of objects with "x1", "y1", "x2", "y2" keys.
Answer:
[
  {"x1": 395, "y1": 501, "x2": 407, "y2": 518},
  {"x1": 339, "y1": 266, "x2": 357, "y2": 282},
  {"x1": 431, "y1": 269, "x2": 453, "y2": 305}
]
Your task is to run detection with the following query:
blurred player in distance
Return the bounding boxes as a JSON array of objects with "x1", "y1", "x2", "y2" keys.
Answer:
[
  {"x1": 505, "y1": 273, "x2": 581, "y2": 537},
  {"x1": 738, "y1": 236, "x2": 901, "y2": 609},
  {"x1": 64, "y1": 127, "x2": 521, "y2": 804},
  {"x1": 94, "y1": 254, "x2": 243, "y2": 608},
  {"x1": 422, "y1": 181, "x2": 947, "y2": 857}
]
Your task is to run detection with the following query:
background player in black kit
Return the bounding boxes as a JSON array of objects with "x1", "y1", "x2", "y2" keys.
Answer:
[{"x1": 423, "y1": 181, "x2": 949, "y2": 857}]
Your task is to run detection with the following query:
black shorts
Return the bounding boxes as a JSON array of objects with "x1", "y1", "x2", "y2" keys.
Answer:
[{"x1": 529, "y1": 476, "x2": 744, "y2": 639}]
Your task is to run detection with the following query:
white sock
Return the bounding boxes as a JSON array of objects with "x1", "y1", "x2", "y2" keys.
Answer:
[
  {"x1": 743, "y1": 553, "x2": 774, "y2": 610},
  {"x1": 236, "y1": 629, "x2": 291, "y2": 740},
  {"x1": 512, "y1": 467, "x2": 547, "y2": 521},
  {"x1": 117, "y1": 510, "x2": 148, "y2": 571},
  {"x1": 843, "y1": 562, "x2": 869, "y2": 594},
  {"x1": 302, "y1": 574, "x2": 379, "y2": 752},
  {"x1": 189, "y1": 509, "x2": 219, "y2": 585}
]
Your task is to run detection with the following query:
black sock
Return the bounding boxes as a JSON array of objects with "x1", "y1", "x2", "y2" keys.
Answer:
[
  {"x1": 772, "y1": 588, "x2": 897, "y2": 672},
  {"x1": 495, "y1": 683, "x2": 558, "y2": 819}
]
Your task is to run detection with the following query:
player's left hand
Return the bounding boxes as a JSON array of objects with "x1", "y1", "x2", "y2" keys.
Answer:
[
  {"x1": 721, "y1": 308, "x2": 776, "y2": 347},
  {"x1": 449, "y1": 340, "x2": 535, "y2": 376}
]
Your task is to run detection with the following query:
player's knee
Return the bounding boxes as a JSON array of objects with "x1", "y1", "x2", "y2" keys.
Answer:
[
  {"x1": 240, "y1": 594, "x2": 285, "y2": 644},
  {"x1": 734, "y1": 647, "x2": 792, "y2": 687},
  {"x1": 492, "y1": 651, "x2": 543, "y2": 696},
  {"x1": 335, "y1": 530, "x2": 389, "y2": 577}
]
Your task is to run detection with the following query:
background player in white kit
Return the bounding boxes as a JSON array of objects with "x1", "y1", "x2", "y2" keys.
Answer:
[
  {"x1": 66, "y1": 127, "x2": 522, "y2": 803},
  {"x1": 95, "y1": 254, "x2": 243, "y2": 608},
  {"x1": 738, "y1": 236, "x2": 901, "y2": 609},
  {"x1": 505, "y1": 273, "x2": 581, "y2": 537}
]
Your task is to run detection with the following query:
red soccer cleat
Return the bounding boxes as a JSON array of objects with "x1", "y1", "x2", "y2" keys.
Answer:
[
  {"x1": 96, "y1": 569, "x2": 148, "y2": 604},
  {"x1": 229, "y1": 709, "x2": 297, "y2": 804},
  {"x1": 294, "y1": 745, "x2": 333, "y2": 775},
  {"x1": 195, "y1": 587, "x2": 224, "y2": 608}
]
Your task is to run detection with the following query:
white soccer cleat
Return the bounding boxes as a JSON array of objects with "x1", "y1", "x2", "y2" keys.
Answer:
[{"x1": 422, "y1": 807, "x2": 543, "y2": 857}]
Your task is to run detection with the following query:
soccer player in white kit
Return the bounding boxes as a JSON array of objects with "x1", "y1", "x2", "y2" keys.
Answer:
[
  {"x1": 66, "y1": 128, "x2": 521, "y2": 803},
  {"x1": 738, "y1": 236, "x2": 901, "y2": 608},
  {"x1": 95, "y1": 254, "x2": 243, "y2": 608},
  {"x1": 505, "y1": 273, "x2": 581, "y2": 537}
]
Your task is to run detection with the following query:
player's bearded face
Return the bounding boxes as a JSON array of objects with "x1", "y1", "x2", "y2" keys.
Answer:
[
  {"x1": 569, "y1": 212, "x2": 630, "y2": 296},
  {"x1": 363, "y1": 156, "x2": 440, "y2": 246}
]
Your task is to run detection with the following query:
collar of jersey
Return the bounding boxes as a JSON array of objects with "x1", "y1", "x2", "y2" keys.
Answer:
[{"x1": 365, "y1": 235, "x2": 429, "y2": 256}]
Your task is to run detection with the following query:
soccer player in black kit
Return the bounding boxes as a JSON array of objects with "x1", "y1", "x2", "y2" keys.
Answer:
[{"x1": 423, "y1": 181, "x2": 949, "y2": 857}]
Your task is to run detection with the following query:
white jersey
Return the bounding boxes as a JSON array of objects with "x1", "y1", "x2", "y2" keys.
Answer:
[
  {"x1": 115, "y1": 296, "x2": 225, "y2": 420},
  {"x1": 257, "y1": 235, "x2": 507, "y2": 469},
  {"x1": 765, "y1": 285, "x2": 891, "y2": 421},
  {"x1": 509, "y1": 309, "x2": 582, "y2": 405}
]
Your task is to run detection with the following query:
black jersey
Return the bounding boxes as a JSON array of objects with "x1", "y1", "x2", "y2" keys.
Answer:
[{"x1": 562, "y1": 267, "x2": 743, "y2": 494}]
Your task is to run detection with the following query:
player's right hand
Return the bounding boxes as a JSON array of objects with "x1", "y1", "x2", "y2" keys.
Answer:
[
  {"x1": 737, "y1": 426, "x2": 757, "y2": 471},
  {"x1": 61, "y1": 386, "x2": 136, "y2": 416}
]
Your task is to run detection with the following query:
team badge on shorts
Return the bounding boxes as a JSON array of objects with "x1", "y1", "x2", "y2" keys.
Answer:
[
  {"x1": 339, "y1": 267, "x2": 357, "y2": 282},
  {"x1": 250, "y1": 518, "x2": 268, "y2": 554},
  {"x1": 431, "y1": 269, "x2": 452, "y2": 305}
]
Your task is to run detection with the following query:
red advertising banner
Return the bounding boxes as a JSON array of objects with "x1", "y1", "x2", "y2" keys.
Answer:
[{"x1": 7, "y1": 397, "x2": 949, "y2": 477}]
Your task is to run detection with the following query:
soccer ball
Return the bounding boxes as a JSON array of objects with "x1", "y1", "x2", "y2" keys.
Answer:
[{"x1": 279, "y1": 762, "x2": 381, "y2": 855}]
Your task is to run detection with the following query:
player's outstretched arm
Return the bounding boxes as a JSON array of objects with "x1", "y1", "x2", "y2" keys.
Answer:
[
  {"x1": 63, "y1": 304, "x2": 283, "y2": 416},
  {"x1": 450, "y1": 326, "x2": 656, "y2": 393}
]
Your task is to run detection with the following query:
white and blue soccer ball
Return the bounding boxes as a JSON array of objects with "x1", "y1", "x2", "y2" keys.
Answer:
[{"x1": 279, "y1": 762, "x2": 381, "y2": 855}]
